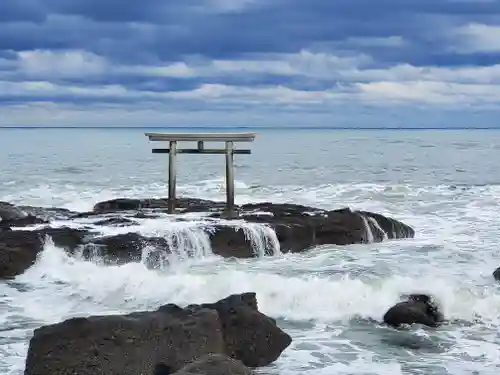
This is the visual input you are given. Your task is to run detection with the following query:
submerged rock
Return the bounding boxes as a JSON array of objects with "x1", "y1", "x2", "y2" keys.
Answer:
[
  {"x1": 383, "y1": 294, "x2": 444, "y2": 328},
  {"x1": 24, "y1": 293, "x2": 290, "y2": 375}
]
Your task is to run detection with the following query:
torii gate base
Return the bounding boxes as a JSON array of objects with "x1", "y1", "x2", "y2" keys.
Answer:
[{"x1": 145, "y1": 132, "x2": 256, "y2": 218}]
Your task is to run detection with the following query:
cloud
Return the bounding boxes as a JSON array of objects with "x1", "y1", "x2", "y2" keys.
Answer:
[
  {"x1": 1, "y1": 0, "x2": 500, "y2": 127},
  {"x1": 451, "y1": 23, "x2": 500, "y2": 53}
]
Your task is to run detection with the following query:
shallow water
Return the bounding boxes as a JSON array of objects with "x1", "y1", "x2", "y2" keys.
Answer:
[{"x1": 2, "y1": 128, "x2": 500, "y2": 374}]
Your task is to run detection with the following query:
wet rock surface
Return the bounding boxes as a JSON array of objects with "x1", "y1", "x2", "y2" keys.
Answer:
[
  {"x1": 24, "y1": 293, "x2": 289, "y2": 375},
  {"x1": 493, "y1": 267, "x2": 500, "y2": 281},
  {"x1": 383, "y1": 294, "x2": 445, "y2": 328},
  {"x1": 170, "y1": 354, "x2": 252, "y2": 375},
  {"x1": 0, "y1": 201, "x2": 28, "y2": 221},
  {"x1": 196, "y1": 292, "x2": 292, "y2": 367},
  {"x1": 0, "y1": 197, "x2": 415, "y2": 278},
  {"x1": 0, "y1": 230, "x2": 44, "y2": 279}
]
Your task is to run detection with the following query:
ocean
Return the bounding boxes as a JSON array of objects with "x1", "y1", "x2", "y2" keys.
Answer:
[{"x1": 1, "y1": 128, "x2": 500, "y2": 375}]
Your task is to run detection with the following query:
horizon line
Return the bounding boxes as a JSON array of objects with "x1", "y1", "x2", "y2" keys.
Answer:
[{"x1": 1, "y1": 126, "x2": 500, "y2": 130}]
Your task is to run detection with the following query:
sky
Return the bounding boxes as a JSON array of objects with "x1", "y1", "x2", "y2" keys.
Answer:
[{"x1": 1, "y1": 0, "x2": 500, "y2": 128}]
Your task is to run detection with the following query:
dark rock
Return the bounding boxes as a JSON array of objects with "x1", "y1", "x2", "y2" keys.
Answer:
[
  {"x1": 0, "y1": 230, "x2": 44, "y2": 279},
  {"x1": 359, "y1": 211, "x2": 415, "y2": 239},
  {"x1": 383, "y1": 294, "x2": 444, "y2": 328},
  {"x1": 18, "y1": 206, "x2": 78, "y2": 221},
  {"x1": 38, "y1": 227, "x2": 91, "y2": 251},
  {"x1": 81, "y1": 198, "x2": 415, "y2": 261},
  {"x1": 0, "y1": 201, "x2": 27, "y2": 221},
  {"x1": 92, "y1": 197, "x2": 226, "y2": 214},
  {"x1": 85, "y1": 232, "x2": 170, "y2": 264},
  {"x1": 24, "y1": 293, "x2": 286, "y2": 375},
  {"x1": 133, "y1": 212, "x2": 163, "y2": 219},
  {"x1": 0, "y1": 202, "x2": 52, "y2": 228},
  {"x1": 2, "y1": 197, "x2": 415, "y2": 269},
  {"x1": 207, "y1": 205, "x2": 413, "y2": 257},
  {"x1": 92, "y1": 217, "x2": 138, "y2": 227},
  {"x1": 493, "y1": 267, "x2": 500, "y2": 281},
  {"x1": 197, "y1": 292, "x2": 292, "y2": 367},
  {"x1": 0, "y1": 214, "x2": 48, "y2": 228},
  {"x1": 0, "y1": 227, "x2": 93, "y2": 279},
  {"x1": 24, "y1": 304, "x2": 225, "y2": 375},
  {"x1": 172, "y1": 354, "x2": 251, "y2": 375},
  {"x1": 154, "y1": 362, "x2": 175, "y2": 375},
  {"x1": 208, "y1": 225, "x2": 274, "y2": 258}
]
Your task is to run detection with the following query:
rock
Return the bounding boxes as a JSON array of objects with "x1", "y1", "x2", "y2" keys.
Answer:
[
  {"x1": 171, "y1": 354, "x2": 251, "y2": 375},
  {"x1": 0, "y1": 202, "x2": 50, "y2": 228},
  {"x1": 208, "y1": 225, "x2": 275, "y2": 258},
  {"x1": 208, "y1": 205, "x2": 413, "y2": 257},
  {"x1": 18, "y1": 206, "x2": 78, "y2": 221},
  {"x1": 493, "y1": 267, "x2": 500, "y2": 281},
  {"x1": 92, "y1": 217, "x2": 138, "y2": 227},
  {"x1": 154, "y1": 362, "x2": 175, "y2": 375},
  {"x1": 2, "y1": 197, "x2": 415, "y2": 269},
  {"x1": 0, "y1": 230, "x2": 44, "y2": 279},
  {"x1": 383, "y1": 294, "x2": 444, "y2": 328},
  {"x1": 92, "y1": 197, "x2": 226, "y2": 214},
  {"x1": 24, "y1": 304, "x2": 225, "y2": 375},
  {"x1": 84, "y1": 232, "x2": 169, "y2": 264},
  {"x1": 1, "y1": 215, "x2": 48, "y2": 228},
  {"x1": 197, "y1": 292, "x2": 292, "y2": 367},
  {"x1": 39, "y1": 227, "x2": 91, "y2": 251},
  {"x1": 24, "y1": 293, "x2": 288, "y2": 375},
  {"x1": 0, "y1": 201, "x2": 27, "y2": 221},
  {"x1": 359, "y1": 211, "x2": 415, "y2": 239}
]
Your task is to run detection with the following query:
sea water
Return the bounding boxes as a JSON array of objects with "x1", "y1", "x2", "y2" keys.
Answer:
[{"x1": 1, "y1": 128, "x2": 500, "y2": 375}]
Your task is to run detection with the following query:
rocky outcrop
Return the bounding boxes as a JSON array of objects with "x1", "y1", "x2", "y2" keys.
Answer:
[
  {"x1": 196, "y1": 292, "x2": 291, "y2": 367},
  {"x1": 170, "y1": 354, "x2": 252, "y2": 375},
  {"x1": 40, "y1": 227, "x2": 91, "y2": 251},
  {"x1": 0, "y1": 201, "x2": 47, "y2": 228},
  {"x1": 24, "y1": 293, "x2": 290, "y2": 375},
  {"x1": 0, "y1": 227, "x2": 94, "y2": 279},
  {"x1": 86, "y1": 233, "x2": 169, "y2": 264},
  {"x1": 0, "y1": 198, "x2": 415, "y2": 278},
  {"x1": 0, "y1": 230, "x2": 44, "y2": 279},
  {"x1": 92, "y1": 197, "x2": 228, "y2": 215},
  {"x1": 383, "y1": 294, "x2": 444, "y2": 328},
  {"x1": 0, "y1": 201, "x2": 27, "y2": 221}
]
